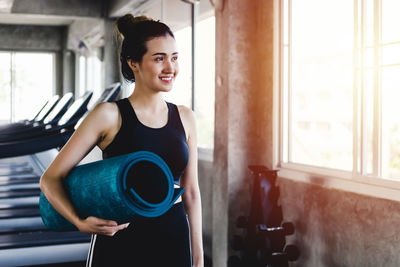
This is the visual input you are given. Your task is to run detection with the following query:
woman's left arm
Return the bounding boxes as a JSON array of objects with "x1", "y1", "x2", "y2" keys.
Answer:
[{"x1": 179, "y1": 106, "x2": 204, "y2": 267}]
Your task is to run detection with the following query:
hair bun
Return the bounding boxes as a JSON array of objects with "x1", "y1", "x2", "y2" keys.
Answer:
[{"x1": 116, "y1": 14, "x2": 153, "y2": 38}]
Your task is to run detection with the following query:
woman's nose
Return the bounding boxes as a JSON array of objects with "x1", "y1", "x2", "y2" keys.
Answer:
[{"x1": 163, "y1": 60, "x2": 174, "y2": 73}]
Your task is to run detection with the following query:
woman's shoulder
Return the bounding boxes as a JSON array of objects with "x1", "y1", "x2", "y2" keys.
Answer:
[
  {"x1": 176, "y1": 105, "x2": 195, "y2": 121},
  {"x1": 176, "y1": 105, "x2": 196, "y2": 138},
  {"x1": 84, "y1": 101, "x2": 120, "y2": 129},
  {"x1": 92, "y1": 101, "x2": 119, "y2": 118}
]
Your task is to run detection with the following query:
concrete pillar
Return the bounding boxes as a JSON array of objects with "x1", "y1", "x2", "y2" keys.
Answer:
[
  {"x1": 55, "y1": 51, "x2": 63, "y2": 96},
  {"x1": 212, "y1": 0, "x2": 276, "y2": 265},
  {"x1": 103, "y1": 18, "x2": 121, "y2": 89},
  {"x1": 63, "y1": 50, "x2": 75, "y2": 94}
]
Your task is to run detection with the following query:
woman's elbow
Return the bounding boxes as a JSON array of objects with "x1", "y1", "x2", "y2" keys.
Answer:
[
  {"x1": 39, "y1": 172, "x2": 50, "y2": 192},
  {"x1": 182, "y1": 187, "x2": 201, "y2": 204},
  {"x1": 39, "y1": 170, "x2": 61, "y2": 193}
]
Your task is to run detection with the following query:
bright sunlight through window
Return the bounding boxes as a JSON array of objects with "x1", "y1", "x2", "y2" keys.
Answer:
[{"x1": 282, "y1": 0, "x2": 400, "y2": 180}]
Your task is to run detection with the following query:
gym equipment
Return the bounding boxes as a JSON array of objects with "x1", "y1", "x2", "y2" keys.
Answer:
[
  {"x1": 0, "y1": 196, "x2": 39, "y2": 208},
  {"x1": 231, "y1": 222, "x2": 295, "y2": 251},
  {"x1": 257, "y1": 222, "x2": 294, "y2": 237},
  {"x1": 259, "y1": 245, "x2": 300, "y2": 266},
  {"x1": 0, "y1": 95, "x2": 60, "y2": 132},
  {"x1": 0, "y1": 230, "x2": 90, "y2": 250},
  {"x1": 0, "y1": 84, "x2": 121, "y2": 159},
  {"x1": 40, "y1": 151, "x2": 185, "y2": 231},
  {"x1": 0, "y1": 240, "x2": 89, "y2": 267},
  {"x1": 0, "y1": 92, "x2": 91, "y2": 142},
  {"x1": 0, "y1": 206, "x2": 40, "y2": 219},
  {"x1": 0, "y1": 216, "x2": 45, "y2": 233},
  {"x1": 229, "y1": 166, "x2": 299, "y2": 267},
  {"x1": 0, "y1": 93, "x2": 73, "y2": 136}
]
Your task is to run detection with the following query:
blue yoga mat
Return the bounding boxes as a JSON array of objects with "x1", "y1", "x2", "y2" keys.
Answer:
[{"x1": 39, "y1": 151, "x2": 185, "y2": 231}]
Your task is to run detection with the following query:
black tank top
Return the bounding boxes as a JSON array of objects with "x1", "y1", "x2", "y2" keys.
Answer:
[{"x1": 102, "y1": 98, "x2": 189, "y2": 185}]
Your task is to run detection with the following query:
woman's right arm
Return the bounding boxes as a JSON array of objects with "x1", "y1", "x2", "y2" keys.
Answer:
[{"x1": 39, "y1": 102, "x2": 128, "y2": 236}]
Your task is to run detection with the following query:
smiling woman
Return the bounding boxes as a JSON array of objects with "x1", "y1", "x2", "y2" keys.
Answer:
[{"x1": 39, "y1": 14, "x2": 203, "y2": 267}]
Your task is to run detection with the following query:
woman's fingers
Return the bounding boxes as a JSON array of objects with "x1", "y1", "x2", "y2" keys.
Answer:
[
  {"x1": 87, "y1": 216, "x2": 117, "y2": 226},
  {"x1": 79, "y1": 216, "x2": 130, "y2": 236}
]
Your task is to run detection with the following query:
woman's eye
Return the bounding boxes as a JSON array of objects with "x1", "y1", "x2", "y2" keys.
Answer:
[
  {"x1": 155, "y1": 57, "x2": 163, "y2": 62},
  {"x1": 172, "y1": 56, "x2": 178, "y2": 61}
]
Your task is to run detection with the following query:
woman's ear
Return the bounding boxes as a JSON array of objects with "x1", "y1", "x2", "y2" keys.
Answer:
[{"x1": 127, "y1": 59, "x2": 138, "y2": 71}]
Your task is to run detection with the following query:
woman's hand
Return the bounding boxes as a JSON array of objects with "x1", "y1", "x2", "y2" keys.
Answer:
[{"x1": 76, "y1": 216, "x2": 129, "y2": 236}]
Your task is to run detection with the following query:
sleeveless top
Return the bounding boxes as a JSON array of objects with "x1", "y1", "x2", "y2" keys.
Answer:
[{"x1": 102, "y1": 98, "x2": 189, "y2": 186}]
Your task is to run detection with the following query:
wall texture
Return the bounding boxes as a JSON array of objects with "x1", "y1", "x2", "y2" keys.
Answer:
[
  {"x1": 0, "y1": 24, "x2": 63, "y2": 51},
  {"x1": 279, "y1": 177, "x2": 400, "y2": 267},
  {"x1": 198, "y1": 159, "x2": 214, "y2": 263}
]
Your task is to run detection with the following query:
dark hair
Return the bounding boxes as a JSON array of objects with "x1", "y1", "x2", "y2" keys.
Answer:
[{"x1": 116, "y1": 14, "x2": 175, "y2": 83}]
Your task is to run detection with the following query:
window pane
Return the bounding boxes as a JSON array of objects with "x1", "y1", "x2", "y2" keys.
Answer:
[
  {"x1": 13, "y1": 52, "x2": 54, "y2": 121},
  {"x1": 195, "y1": 16, "x2": 215, "y2": 149},
  {"x1": 382, "y1": 43, "x2": 400, "y2": 66},
  {"x1": 164, "y1": 25, "x2": 192, "y2": 107},
  {"x1": 364, "y1": 69, "x2": 374, "y2": 174},
  {"x1": 283, "y1": 46, "x2": 289, "y2": 162},
  {"x1": 381, "y1": 66, "x2": 400, "y2": 179},
  {"x1": 86, "y1": 53, "x2": 103, "y2": 108},
  {"x1": 290, "y1": 0, "x2": 354, "y2": 170},
  {"x1": 382, "y1": 0, "x2": 400, "y2": 44},
  {"x1": 283, "y1": 0, "x2": 289, "y2": 45},
  {"x1": 0, "y1": 52, "x2": 11, "y2": 124},
  {"x1": 364, "y1": 0, "x2": 374, "y2": 47},
  {"x1": 79, "y1": 55, "x2": 86, "y2": 97}
]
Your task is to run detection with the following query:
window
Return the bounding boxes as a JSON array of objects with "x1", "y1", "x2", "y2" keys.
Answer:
[
  {"x1": 0, "y1": 51, "x2": 54, "y2": 123},
  {"x1": 0, "y1": 52, "x2": 11, "y2": 124},
  {"x1": 76, "y1": 52, "x2": 103, "y2": 108},
  {"x1": 194, "y1": 16, "x2": 215, "y2": 149},
  {"x1": 281, "y1": 0, "x2": 400, "y2": 180},
  {"x1": 165, "y1": 25, "x2": 193, "y2": 107}
]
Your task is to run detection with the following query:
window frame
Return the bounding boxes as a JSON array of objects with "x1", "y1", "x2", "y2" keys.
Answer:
[{"x1": 276, "y1": 0, "x2": 400, "y2": 200}]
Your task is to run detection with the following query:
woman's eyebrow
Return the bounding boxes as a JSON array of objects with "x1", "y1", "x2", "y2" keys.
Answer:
[{"x1": 151, "y1": 52, "x2": 179, "y2": 56}]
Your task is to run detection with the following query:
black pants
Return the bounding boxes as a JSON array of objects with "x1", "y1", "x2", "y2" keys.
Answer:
[{"x1": 86, "y1": 202, "x2": 191, "y2": 267}]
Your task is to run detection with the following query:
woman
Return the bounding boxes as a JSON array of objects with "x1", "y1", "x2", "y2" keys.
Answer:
[{"x1": 40, "y1": 14, "x2": 203, "y2": 267}]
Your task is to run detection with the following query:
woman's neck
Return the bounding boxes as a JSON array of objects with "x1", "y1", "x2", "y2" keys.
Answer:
[{"x1": 128, "y1": 86, "x2": 165, "y2": 111}]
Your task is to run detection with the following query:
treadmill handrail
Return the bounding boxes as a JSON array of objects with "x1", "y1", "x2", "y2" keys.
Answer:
[
  {"x1": 34, "y1": 95, "x2": 61, "y2": 122},
  {"x1": 43, "y1": 92, "x2": 74, "y2": 125},
  {"x1": 57, "y1": 91, "x2": 93, "y2": 126}
]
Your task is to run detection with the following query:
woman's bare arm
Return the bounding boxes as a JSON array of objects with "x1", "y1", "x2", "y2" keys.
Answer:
[
  {"x1": 179, "y1": 105, "x2": 204, "y2": 267},
  {"x1": 39, "y1": 102, "x2": 128, "y2": 236}
]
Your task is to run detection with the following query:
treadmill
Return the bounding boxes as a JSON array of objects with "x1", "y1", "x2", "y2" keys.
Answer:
[
  {"x1": 0, "y1": 93, "x2": 73, "y2": 136},
  {"x1": 0, "y1": 95, "x2": 60, "y2": 132},
  {"x1": 0, "y1": 91, "x2": 89, "y2": 142},
  {"x1": 0, "y1": 92, "x2": 92, "y2": 158}
]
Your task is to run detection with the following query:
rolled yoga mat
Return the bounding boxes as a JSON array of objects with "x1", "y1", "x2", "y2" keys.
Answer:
[{"x1": 39, "y1": 151, "x2": 185, "y2": 231}]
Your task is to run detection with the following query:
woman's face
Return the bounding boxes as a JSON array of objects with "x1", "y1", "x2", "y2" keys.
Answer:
[{"x1": 132, "y1": 35, "x2": 179, "y2": 93}]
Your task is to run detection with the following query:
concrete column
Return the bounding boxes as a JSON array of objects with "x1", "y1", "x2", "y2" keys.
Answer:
[
  {"x1": 103, "y1": 18, "x2": 121, "y2": 89},
  {"x1": 62, "y1": 50, "x2": 75, "y2": 94},
  {"x1": 212, "y1": 0, "x2": 276, "y2": 265},
  {"x1": 61, "y1": 26, "x2": 74, "y2": 95}
]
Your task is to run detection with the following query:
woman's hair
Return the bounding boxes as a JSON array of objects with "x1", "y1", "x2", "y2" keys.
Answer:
[{"x1": 115, "y1": 14, "x2": 175, "y2": 83}]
